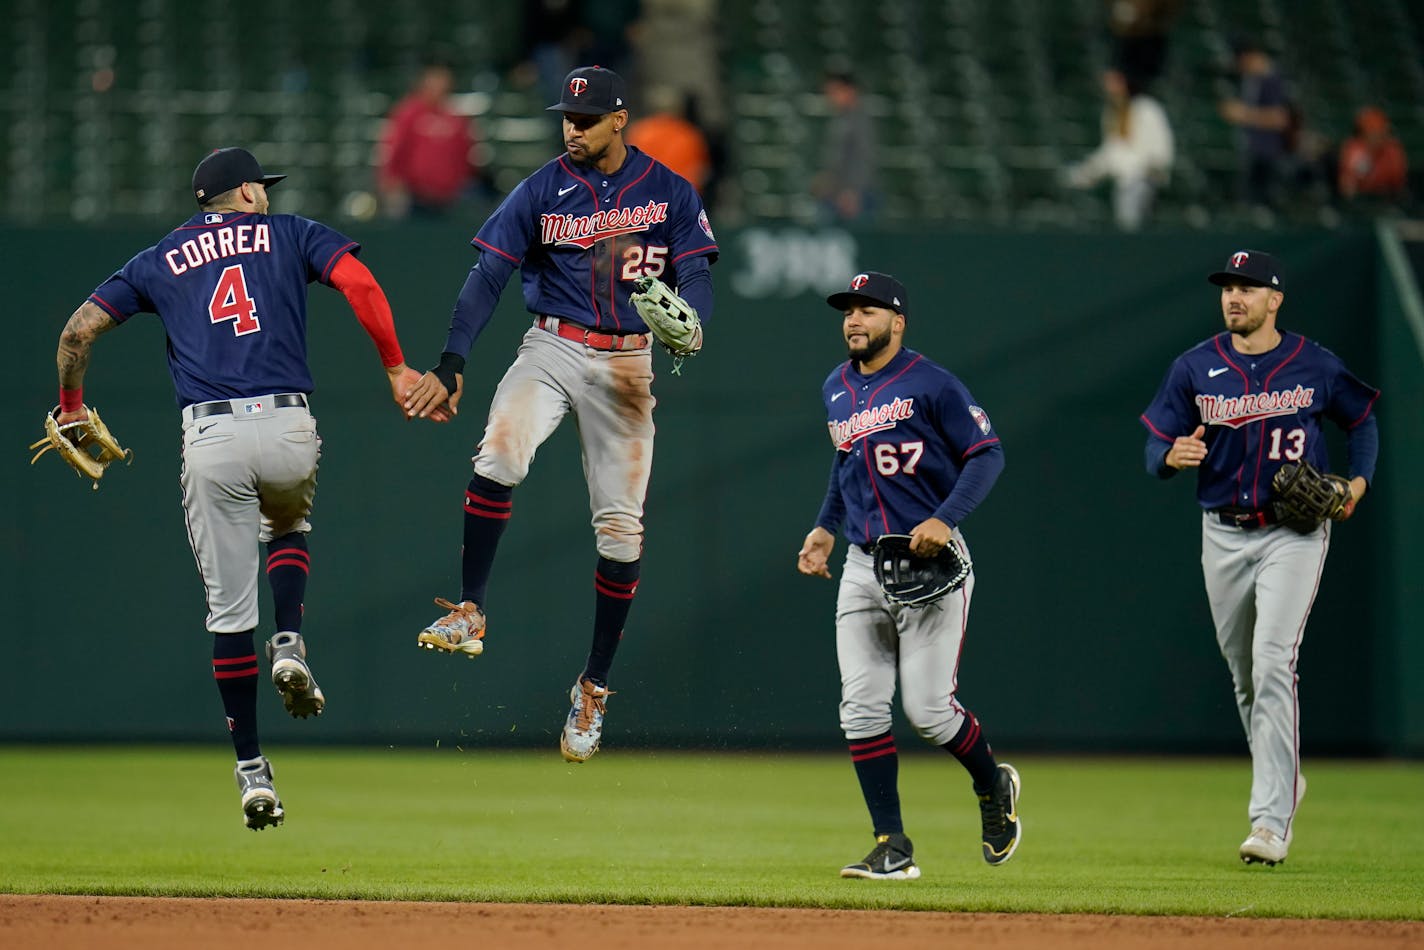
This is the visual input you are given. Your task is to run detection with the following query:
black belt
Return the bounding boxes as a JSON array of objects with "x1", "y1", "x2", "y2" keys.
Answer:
[
  {"x1": 190, "y1": 393, "x2": 308, "y2": 419},
  {"x1": 857, "y1": 542, "x2": 875, "y2": 555},
  {"x1": 1210, "y1": 507, "x2": 1279, "y2": 529}
]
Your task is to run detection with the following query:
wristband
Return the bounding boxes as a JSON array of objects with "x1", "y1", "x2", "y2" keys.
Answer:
[
  {"x1": 59, "y1": 387, "x2": 83, "y2": 413},
  {"x1": 430, "y1": 351, "x2": 466, "y2": 395}
]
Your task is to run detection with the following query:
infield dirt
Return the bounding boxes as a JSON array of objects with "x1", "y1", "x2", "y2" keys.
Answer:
[{"x1": 3, "y1": 895, "x2": 1421, "y2": 950}]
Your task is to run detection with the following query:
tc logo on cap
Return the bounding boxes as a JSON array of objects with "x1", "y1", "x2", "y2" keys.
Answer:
[
  {"x1": 1231, "y1": 251, "x2": 1250, "y2": 268},
  {"x1": 569, "y1": 77, "x2": 588, "y2": 96},
  {"x1": 850, "y1": 274, "x2": 870, "y2": 290}
]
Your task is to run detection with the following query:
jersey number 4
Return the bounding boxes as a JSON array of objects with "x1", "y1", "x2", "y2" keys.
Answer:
[{"x1": 209, "y1": 264, "x2": 261, "y2": 336}]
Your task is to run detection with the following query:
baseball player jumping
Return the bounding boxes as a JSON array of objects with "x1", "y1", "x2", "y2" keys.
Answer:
[
  {"x1": 1141, "y1": 249, "x2": 1379, "y2": 865},
  {"x1": 403, "y1": 66, "x2": 718, "y2": 762},
  {"x1": 42, "y1": 147, "x2": 444, "y2": 830},
  {"x1": 797, "y1": 272, "x2": 1021, "y2": 879}
]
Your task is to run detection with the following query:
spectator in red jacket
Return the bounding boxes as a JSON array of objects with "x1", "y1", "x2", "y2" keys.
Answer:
[
  {"x1": 378, "y1": 60, "x2": 480, "y2": 217},
  {"x1": 1338, "y1": 106, "x2": 1408, "y2": 201}
]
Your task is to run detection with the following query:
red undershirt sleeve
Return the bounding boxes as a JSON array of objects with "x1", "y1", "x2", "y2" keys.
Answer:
[{"x1": 327, "y1": 253, "x2": 404, "y2": 368}]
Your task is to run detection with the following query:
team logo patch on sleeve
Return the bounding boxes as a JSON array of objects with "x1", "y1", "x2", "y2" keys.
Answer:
[
  {"x1": 969, "y1": 405, "x2": 992, "y2": 434},
  {"x1": 698, "y1": 209, "x2": 714, "y2": 240}
]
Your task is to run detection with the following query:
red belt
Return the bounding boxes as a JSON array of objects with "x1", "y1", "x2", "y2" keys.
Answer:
[{"x1": 535, "y1": 315, "x2": 649, "y2": 352}]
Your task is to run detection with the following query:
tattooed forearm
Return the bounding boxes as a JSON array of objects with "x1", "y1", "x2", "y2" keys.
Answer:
[{"x1": 57, "y1": 302, "x2": 117, "y2": 388}]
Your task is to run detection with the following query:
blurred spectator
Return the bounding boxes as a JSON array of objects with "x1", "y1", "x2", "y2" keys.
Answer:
[
  {"x1": 632, "y1": 0, "x2": 725, "y2": 131},
  {"x1": 1338, "y1": 106, "x2": 1408, "y2": 201},
  {"x1": 626, "y1": 85, "x2": 712, "y2": 194},
  {"x1": 1105, "y1": 0, "x2": 1184, "y2": 88},
  {"x1": 377, "y1": 59, "x2": 479, "y2": 218},
  {"x1": 812, "y1": 71, "x2": 877, "y2": 224},
  {"x1": 1219, "y1": 38, "x2": 1293, "y2": 210},
  {"x1": 1063, "y1": 69, "x2": 1175, "y2": 230},
  {"x1": 515, "y1": 0, "x2": 589, "y2": 104}
]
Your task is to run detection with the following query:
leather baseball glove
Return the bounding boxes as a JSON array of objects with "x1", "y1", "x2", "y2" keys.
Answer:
[
  {"x1": 630, "y1": 276, "x2": 703, "y2": 373},
  {"x1": 871, "y1": 534, "x2": 972, "y2": 607},
  {"x1": 29, "y1": 406, "x2": 133, "y2": 490},
  {"x1": 1272, "y1": 460, "x2": 1355, "y2": 524}
]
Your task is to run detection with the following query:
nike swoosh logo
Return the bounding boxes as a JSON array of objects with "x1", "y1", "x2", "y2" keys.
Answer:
[
  {"x1": 1208, "y1": 367, "x2": 1230, "y2": 378},
  {"x1": 831, "y1": 391, "x2": 847, "y2": 402},
  {"x1": 198, "y1": 423, "x2": 217, "y2": 434},
  {"x1": 557, "y1": 184, "x2": 578, "y2": 196}
]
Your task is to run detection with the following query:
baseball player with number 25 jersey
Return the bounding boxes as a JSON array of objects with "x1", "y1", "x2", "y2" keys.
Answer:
[
  {"x1": 1141, "y1": 249, "x2": 1379, "y2": 866},
  {"x1": 402, "y1": 66, "x2": 717, "y2": 764},
  {"x1": 45, "y1": 147, "x2": 441, "y2": 831},
  {"x1": 797, "y1": 272, "x2": 1020, "y2": 880}
]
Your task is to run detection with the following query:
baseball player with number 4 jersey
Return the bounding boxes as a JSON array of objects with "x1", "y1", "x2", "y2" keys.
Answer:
[
  {"x1": 797, "y1": 272, "x2": 1020, "y2": 880},
  {"x1": 43, "y1": 147, "x2": 441, "y2": 831},
  {"x1": 402, "y1": 66, "x2": 717, "y2": 763},
  {"x1": 1141, "y1": 249, "x2": 1379, "y2": 866}
]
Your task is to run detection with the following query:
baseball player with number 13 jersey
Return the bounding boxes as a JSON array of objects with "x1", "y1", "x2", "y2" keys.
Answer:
[{"x1": 1141, "y1": 249, "x2": 1379, "y2": 866}]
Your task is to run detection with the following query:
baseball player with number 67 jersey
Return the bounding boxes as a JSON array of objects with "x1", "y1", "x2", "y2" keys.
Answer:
[
  {"x1": 797, "y1": 271, "x2": 1020, "y2": 880},
  {"x1": 1140, "y1": 249, "x2": 1379, "y2": 866}
]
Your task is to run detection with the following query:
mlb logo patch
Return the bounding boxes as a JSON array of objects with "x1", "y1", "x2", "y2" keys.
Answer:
[
  {"x1": 205, "y1": 213, "x2": 224, "y2": 224},
  {"x1": 242, "y1": 401, "x2": 265, "y2": 415},
  {"x1": 968, "y1": 405, "x2": 991, "y2": 434}
]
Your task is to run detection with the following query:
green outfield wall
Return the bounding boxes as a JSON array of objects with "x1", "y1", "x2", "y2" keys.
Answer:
[{"x1": 4, "y1": 223, "x2": 1417, "y2": 755}]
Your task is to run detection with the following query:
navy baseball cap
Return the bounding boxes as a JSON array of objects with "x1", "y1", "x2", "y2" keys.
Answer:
[
  {"x1": 193, "y1": 147, "x2": 286, "y2": 206},
  {"x1": 546, "y1": 66, "x2": 628, "y2": 115},
  {"x1": 1207, "y1": 249, "x2": 1284, "y2": 290},
  {"x1": 827, "y1": 272, "x2": 909, "y2": 316}
]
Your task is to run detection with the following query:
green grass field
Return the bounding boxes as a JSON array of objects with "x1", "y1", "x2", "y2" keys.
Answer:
[{"x1": 0, "y1": 746, "x2": 1419, "y2": 919}]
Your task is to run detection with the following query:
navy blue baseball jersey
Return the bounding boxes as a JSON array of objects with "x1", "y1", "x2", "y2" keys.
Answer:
[
  {"x1": 816, "y1": 347, "x2": 1004, "y2": 544},
  {"x1": 87, "y1": 211, "x2": 358, "y2": 407},
  {"x1": 1141, "y1": 330, "x2": 1379, "y2": 509},
  {"x1": 445, "y1": 145, "x2": 717, "y2": 353}
]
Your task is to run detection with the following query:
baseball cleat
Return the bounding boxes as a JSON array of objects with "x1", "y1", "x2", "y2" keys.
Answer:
[
  {"x1": 978, "y1": 763, "x2": 1021, "y2": 866},
  {"x1": 840, "y1": 833, "x2": 921, "y2": 880},
  {"x1": 235, "y1": 756, "x2": 285, "y2": 831},
  {"x1": 560, "y1": 676, "x2": 614, "y2": 763},
  {"x1": 417, "y1": 598, "x2": 486, "y2": 656},
  {"x1": 266, "y1": 631, "x2": 325, "y2": 718},
  {"x1": 1240, "y1": 826, "x2": 1288, "y2": 865}
]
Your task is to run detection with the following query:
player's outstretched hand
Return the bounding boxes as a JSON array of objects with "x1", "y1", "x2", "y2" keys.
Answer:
[
  {"x1": 1166, "y1": 424, "x2": 1208, "y2": 469},
  {"x1": 403, "y1": 370, "x2": 462, "y2": 421},
  {"x1": 797, "y1": 526, "x2": 835, "y2": 579},
  {"x1": 389, "y1": 365, "x2": 453, "y2": 422},
  {"x1": 907, "y1": 517, "x2": 952, "y2": 557}
]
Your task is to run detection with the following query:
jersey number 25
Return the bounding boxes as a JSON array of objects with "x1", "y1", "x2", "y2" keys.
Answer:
[
  {"x1": 621, "y1": 244, "x2": 668, "y2": 280},
  {"x1": 209, "y1": 264, "x2": 261, "y2": 336}
]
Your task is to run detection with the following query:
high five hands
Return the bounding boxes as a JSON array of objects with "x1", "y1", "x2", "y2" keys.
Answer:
[{"x1": 387, "y1": 364, "x2": 456, "y2": 422}]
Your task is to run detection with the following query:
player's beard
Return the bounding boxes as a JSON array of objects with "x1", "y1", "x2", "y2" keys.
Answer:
[
  {"x1": 847, "y1": 325, "x2": 893, "y2": 363},
  {"x1": 568, "y1": 141, "x2": 608, "y2": 167},
  {"x1": 1224, "y1": 304, "x2": 1267, "y2": 337}
]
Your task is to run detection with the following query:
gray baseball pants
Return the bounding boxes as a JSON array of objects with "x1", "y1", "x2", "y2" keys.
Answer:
[
  {"x1": 179, "y1": 396, "x2": 319, "y2": 634},
  {"x1": 472, "y1": 324, "x2": 655, "y2": 563},
  {"x1": 1202, "y1": 513, "x2": 1330, "y2": 840},
  {"x1": 835, "y1": 536, "x2": 976, "y2": 745}
]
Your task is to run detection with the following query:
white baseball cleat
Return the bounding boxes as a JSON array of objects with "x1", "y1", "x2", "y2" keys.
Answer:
[{"x1": 1240, "y1": 826, "x2": 1289, "y2": 865}]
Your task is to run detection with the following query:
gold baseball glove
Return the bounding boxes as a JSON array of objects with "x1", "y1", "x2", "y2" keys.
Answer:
[{"x1": 29, "y1": 406, "x2": 133, "y2": 490}]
